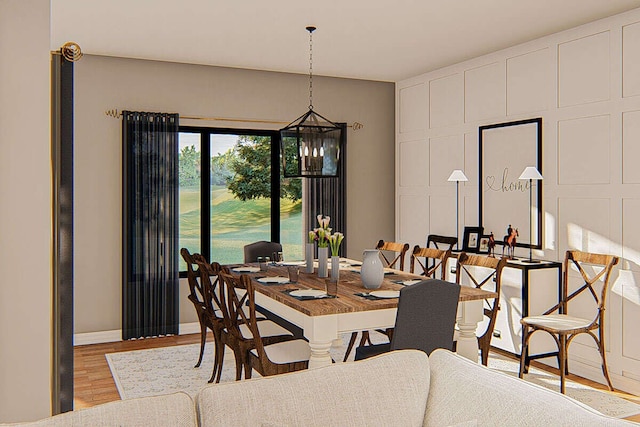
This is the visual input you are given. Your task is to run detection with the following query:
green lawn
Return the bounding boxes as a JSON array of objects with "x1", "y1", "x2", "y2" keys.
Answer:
[{"x1": 179, "y1": 186, "x2": 303, "y2": 267}]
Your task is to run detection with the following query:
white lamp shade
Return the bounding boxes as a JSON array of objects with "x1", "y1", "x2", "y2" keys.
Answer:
[
  {"x1": 448, "y1": 169, "x2": 468, "y2": 182},
  {"x1": 519, "y1": 166, "x2": 543, "y2": 180}
]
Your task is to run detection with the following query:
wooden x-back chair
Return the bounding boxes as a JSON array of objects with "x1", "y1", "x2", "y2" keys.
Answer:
[
  {"x1": 376, "y1": 240, "x2": 410, "y2": 271},
  {"x1": 426, "y1": 234, "x2": 458, "y2": 251},
  {"x1": 195, "y1": 260, "x2": 231, "y2": 383},
  {"x1": 519, "y1": 250, "x2": 619, "y2": 394},
  {"x1": 426, "y1": 234, "x2": 458, "y2": 272},
  {"x1": 238, "y1": 274, "x2": 311, "y2": 377},
  {"x1": 218, "y1": 271, "x2": 296, "y2": 381},
  {"x1": 455, "y1": 253, "x2": 507, "y2": 365},
  {"x1": 410, "y1": 245, "x2": 451, "y2": 280},
  {"x1": 180, "y1": 248, "x2": 213, "y2": 369}
]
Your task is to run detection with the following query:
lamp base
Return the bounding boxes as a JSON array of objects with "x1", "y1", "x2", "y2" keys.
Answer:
[{"x1": 521, "y1": 258, "x2": 541, "y2": 264}]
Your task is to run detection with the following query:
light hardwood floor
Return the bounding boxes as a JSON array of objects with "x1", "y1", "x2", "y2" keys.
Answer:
[{"x1": 74, "y1": 333, "x2": 640, "y2": 422}]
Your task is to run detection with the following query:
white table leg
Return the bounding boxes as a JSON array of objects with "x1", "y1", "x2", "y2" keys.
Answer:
[
  {"x1": 456, "y1": 299, "x2": 483, "y2": 362},
  {"x1": 304, "y1": 315, "x2": 338, "y2": 369},
  {"x1": 308, "y1": 340, "x2": 334, "y2": 369}
]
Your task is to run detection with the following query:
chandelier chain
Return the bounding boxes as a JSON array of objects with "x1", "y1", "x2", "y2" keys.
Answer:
[{"x1": 308, "y1": 28, "x2": 314, "y2": 110}]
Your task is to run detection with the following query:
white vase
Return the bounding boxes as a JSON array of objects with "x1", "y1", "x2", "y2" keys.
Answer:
[
  {"x1": 305, "y1": 243, "x2": 314, "y2": 274},
  {"x1": 361, "y1": 249, "x2": 383, "y2": 289},
  {"x1": 318, "y1": 247, "x2": 329, "y2": 278},
  {"x1": 330, "y1": 255, "x2": 340, "y2": 282}
]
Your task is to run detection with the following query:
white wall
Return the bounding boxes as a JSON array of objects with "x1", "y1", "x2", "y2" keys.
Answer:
[
  {"x1": 0, "y1": 0, "x2": 52, "y2": 421},
  {"x1": 74, "y1": 55, "x2": 395, "y2": 334},
  {"x1": 396, "y1": 8, "x2": 640, "y2": 393}
]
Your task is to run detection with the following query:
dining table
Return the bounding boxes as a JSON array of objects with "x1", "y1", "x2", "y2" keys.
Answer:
[{"x1": 229, "y1": 259, "x2": 498, "y2": 369}]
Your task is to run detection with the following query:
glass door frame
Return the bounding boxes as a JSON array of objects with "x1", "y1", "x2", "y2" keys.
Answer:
[{"x1": 178, "y1": 126, "x2": 281, "y2": 274}]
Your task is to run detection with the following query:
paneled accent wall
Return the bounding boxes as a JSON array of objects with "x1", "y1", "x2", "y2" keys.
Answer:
[{"x1": 396, "y1": 7, "x2": 640, "y2": 393}]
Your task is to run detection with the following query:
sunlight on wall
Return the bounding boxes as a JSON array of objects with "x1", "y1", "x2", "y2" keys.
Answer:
[
  {"x1": 566, "y1": 222, "x2": 639, "y2": 305},
  {"x1": 566, "y1": 222, "x2": 614, "y2": 255},
  {"x1": 544, "y1": 210, "x2": 555, "y2": 251},
  {"x1": 616, "y1": 270, "x2": 640, "y2": 305}
]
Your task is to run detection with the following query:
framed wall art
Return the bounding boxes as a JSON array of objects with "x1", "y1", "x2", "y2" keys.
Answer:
[
  {"x1": 462, "y1": 226, "x2": 483, "y2": 253},
  {"x1": 479, "y1": 118, "x2": 542, "y2": 250},
  {"x1": 478, "y1": 235, "x2": 491, "y2": 254}
]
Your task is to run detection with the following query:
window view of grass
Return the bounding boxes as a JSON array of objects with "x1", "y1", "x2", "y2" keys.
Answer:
[
  {"x1": 179, "y1": 186, "x2": 302, "y2": 266},
  {"x1": 178, "y1": 132, "x2": 303, "y2": 269}
]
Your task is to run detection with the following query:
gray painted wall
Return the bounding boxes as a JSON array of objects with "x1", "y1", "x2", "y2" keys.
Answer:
[{"x1": 74, "y1": 55, "x2": 395, "y2": 333}]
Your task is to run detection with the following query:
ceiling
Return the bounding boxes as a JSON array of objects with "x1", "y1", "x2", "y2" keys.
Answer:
[{"x1": 51, "y1": 0, "x2": 640, "y2": 82}]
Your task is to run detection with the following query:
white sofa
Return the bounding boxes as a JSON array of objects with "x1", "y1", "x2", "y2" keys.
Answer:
[{"x1": 3, "y1": 349, "x2": 636, "y2": 426}]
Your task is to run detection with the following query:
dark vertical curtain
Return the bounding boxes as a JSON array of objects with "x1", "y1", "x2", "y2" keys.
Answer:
[
  {"x1": 122, "y1": 111, "x2": 179, "y2": 340},
  {"x1": 305, "y1": 124, "x2": 347, "y2": 256},
  {"x1": 51, "y1": 52, "x2": 74, "y2": 415}
]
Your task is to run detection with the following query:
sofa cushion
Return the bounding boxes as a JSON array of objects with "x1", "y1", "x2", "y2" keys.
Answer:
[
  {"x1": 197, "y1": 349, "x2": 430, "y2": 427},
  {"x1": 424, "y1": 349, "x2": 635, "y2": 426},
  {"x1": 1, "y1": 392, "x2": 196, "y2": 427}
]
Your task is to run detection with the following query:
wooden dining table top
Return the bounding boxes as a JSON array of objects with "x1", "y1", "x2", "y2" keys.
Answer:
[{"x1": 229, "y1": 261, "x2": 498, "y2": 317}]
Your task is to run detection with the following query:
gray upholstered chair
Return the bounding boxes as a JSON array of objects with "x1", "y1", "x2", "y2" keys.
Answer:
[
  {"x1": 355, "y1": 279, "x2": 461, "y2": 360},
  {"x1": 243, "y1": 241, "x2": 283, "y2": 263}
]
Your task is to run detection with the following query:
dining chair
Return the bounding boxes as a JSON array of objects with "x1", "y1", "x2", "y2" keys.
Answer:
[
  {"x1": 238, "y1": 274, "x2": 311, "y2": 377},
  {"x1": 218, "y1": 271, "x2": 299, "y2": 381},
  {"x1": 194, "y1": 260, "x2": 234, "y2": 383},
  {"x1": 410, "y1": 245, "x2": 451, "y2": 280},
  {"x1": 197, "y1": 261, "x2": 273, "y2": 383},
  {"x1": 454, "y1": 252, "x2": 507, "y2": 365},
  {"x1": 426, "y1": 234, "x2": 458, "y2": 273},
  {"x1": 243, "y1": 241, "x2": 283, "y2": 263},
  {"x1": 426, "y1": 234, "x2": 458, "y2": 251},
  {"x1": 180, "y1": 248, "x2": 214, "y2": 368},
  {"x1": 354, "y1": 279, "x2": 461, "y2": 361},
  {"x1": 518, "y1": 250, "x2": 619, "y2": 394},
  {"x1": 375, "y1": 239, "x2": 410, "y2": 271},
  {"x1": 342, "y1": 239, "x2": 410, "y2": 362}
]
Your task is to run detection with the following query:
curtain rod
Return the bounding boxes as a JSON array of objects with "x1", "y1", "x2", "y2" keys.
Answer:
[{"x1": 105, "y1": 109, "x2": 364, "y2": 130}]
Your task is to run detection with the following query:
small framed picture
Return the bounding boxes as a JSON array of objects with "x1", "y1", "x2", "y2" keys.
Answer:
[
  {"x1": 462, "y1": 226, "x2": 484, "y2": 253},
  {"x1": 478, "y1": 235, "x2": 491, "y2": 254}
]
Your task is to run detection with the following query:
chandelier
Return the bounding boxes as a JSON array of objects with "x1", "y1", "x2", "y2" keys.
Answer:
[{"x1": 280, "y1": 26, "x2": 342, "y2": 178}]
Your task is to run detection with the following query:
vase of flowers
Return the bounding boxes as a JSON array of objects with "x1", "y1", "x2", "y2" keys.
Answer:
[
  {"x1": 330, "y1": 255, "x2": 340, "y2": 281},
  {"x1": 329, "y1": 232, "x2": 344, "y2": 282},
  {"x1": 314, "y1": 215, "x2": 332, "y2": 278},
  {"x1": 318, "y1": 246, "x2": 329, "y2": 278}
]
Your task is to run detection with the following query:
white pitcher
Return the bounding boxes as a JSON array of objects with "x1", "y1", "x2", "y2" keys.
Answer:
[{"x1": 361, "y1": 249, "x2": 384, "y2": 289}]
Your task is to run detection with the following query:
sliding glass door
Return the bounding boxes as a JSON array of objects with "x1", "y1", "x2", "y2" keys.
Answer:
[{"x1": 178, "y1": 127, "x2": 303, "y2": 270}]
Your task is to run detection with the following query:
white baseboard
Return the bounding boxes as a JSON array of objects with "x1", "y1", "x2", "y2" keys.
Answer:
[
  {"x1": 73, "y1": 322, "x2": 201, "y2": 346},
  {"x1": 178, "y1": 322, "x2": 201, "y2": 335},
  {"x1": 566, "y1": 358, "x2": 640, "y2": 396}
]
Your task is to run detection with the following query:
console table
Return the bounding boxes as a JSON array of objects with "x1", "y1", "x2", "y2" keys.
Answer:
[
  {"x1": 447, "y1": 256, "x2": 562, "y2": 362},
  {"x1": 493, "y1": 259, "x2": 562, "y2": 359}
]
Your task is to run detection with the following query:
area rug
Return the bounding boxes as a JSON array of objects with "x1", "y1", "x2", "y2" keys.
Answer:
[
  {"x1": 106, "y1": 341, "x2": 640, "y2": 419},
  {"x1": 106, "y1": 344, "x2": 242, "y2": 399},
  {"x1": 488, "y1": 353, "x2": 640, "y2": 419}
]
